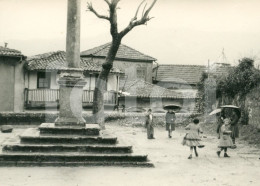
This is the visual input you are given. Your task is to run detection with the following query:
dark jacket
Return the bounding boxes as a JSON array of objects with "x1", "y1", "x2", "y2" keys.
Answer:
[{"x1": 166, "y1": 112, "x2": 176, "y2": 124}]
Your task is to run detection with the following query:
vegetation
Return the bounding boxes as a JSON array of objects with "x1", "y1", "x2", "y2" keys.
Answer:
[
  {"x1": 217, "y1": 58, "x2": 260, "y2": 98},
  {"x1": 197, "y1": 58, "x2": 260, "y2": 122}
]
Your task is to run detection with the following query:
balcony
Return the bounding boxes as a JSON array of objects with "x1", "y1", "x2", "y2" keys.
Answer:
[{"x1": 24, "y1": 89, "x2": 117, "y2": 108}]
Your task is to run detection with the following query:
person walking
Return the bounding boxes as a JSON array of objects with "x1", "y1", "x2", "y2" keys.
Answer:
[
  {"x1": 145, "y1": 109, "x2": 155, "y2": 139},
  {"x1": 216, "y1": 118, "x2": 233, "y2": 158},
  {"x1": 182, "y1": 118, "x2": 203, "y2": 159},
  {"x1": 229, "y1": 109, "x2": 240, "y2": 148},
  {"x1": 165, "y1": 109, "x2": 176, "y2": 138},
  {"x1": 216, "y1": 110, "x2": 225, "y2": 139}
]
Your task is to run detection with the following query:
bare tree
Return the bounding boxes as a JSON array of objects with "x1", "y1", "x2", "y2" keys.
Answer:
[{"x1": 87, "y1": 0, "x2": 157, "y2": 128}]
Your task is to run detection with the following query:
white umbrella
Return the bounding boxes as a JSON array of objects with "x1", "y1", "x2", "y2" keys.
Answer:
[
  {"x1": 209, "y1": 108, "x2": 222, "y2": 116},
  {"x1": 220, "y1": 105, "x2": 240, "y2": 109}
]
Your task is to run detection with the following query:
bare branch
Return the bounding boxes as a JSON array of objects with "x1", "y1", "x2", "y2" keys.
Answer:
[
  {"x1": 87, "y1": 2, "x2": 109, "y2": 20},
  {"x1": 119, "y1": 0, "x2": 157, "y2": 38},
  {"x1": 142, "y1": 3, "x2": 147, "y2": 17},
  {"x1": 131, "y1": 0, "x2": 145, "y2": 22},
  {"x1": 143, "y1": 0, "x2": 156, "y2": 18}
]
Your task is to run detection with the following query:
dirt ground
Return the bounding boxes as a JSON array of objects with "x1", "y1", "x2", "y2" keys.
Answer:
[{"x1": 0, "y1": 124, "x2": 260, "y2": 186}]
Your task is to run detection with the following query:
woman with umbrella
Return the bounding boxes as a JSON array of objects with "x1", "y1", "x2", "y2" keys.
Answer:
[
  {"x1": 165, "y1": 109, "x2": 176, "y2": 138},
  {"x1": 164, "y1": 105, "x2": 181, "y2": 138}
]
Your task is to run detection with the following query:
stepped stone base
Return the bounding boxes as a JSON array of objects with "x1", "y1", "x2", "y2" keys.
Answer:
[{"x1": 0, "y1": 123, "x2": 153, "y2": 167}]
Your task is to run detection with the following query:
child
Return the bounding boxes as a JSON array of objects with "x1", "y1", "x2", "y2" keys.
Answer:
[
  {"x1": 216, "y1": 118, "x2": 233, "y2": 158},
  {"x1": 182, "y1": 118, "x2": 203, "y2": 159}
]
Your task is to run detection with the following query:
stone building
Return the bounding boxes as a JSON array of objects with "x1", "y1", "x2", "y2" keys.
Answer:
[{"x1": 81, "y1": 43, "x2": 156, "y2": 86}]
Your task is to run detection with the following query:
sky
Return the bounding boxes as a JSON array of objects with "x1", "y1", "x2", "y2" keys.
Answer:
[{"x1": 1, "y1": 0, "x2": 260, "y2": 67}]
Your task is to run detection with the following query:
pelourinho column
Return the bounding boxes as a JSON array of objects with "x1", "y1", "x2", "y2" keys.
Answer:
[{"x1": 55, "y1": 0, "x2": 86, "y2": 126}]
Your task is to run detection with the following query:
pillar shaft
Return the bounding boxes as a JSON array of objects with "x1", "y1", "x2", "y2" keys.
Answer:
[
  {"x1": 66, "y1": 0, "x2": 81, "y2": 68},
  {"x1": 55, "y1": 0, "x2": 86, "y2": 127}
]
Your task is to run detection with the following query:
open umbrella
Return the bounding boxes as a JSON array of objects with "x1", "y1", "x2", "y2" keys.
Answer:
[
  {"x1": 163, "y1": 104, "x2": 182, "y2": 112},
  {"x1": 221, "y1": 105, "x2": 241, "y2": 118},
  {"x1": 220, "y1": 105, "x2": 240, "y2": 109},
  {"x1": 209, "y1": 108, "x2": 222, "y2": 116}
]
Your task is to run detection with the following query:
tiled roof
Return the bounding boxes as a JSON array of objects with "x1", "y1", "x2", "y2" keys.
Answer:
[
  {"x1": 121, "y1": 80, "x2": 197, "y2": 98},
  {"x1": 154, "y1": 64, "x2": 206, "y2": 84},
  {"x1": 0, "y1": 46, "x2": 24, "y2": 57},
  {"x1": 25, "y1": 51, "x2": 121, "y2": 73},
  {"x1": 81, "y1": 43, "x2": 156, "y2": 62}
]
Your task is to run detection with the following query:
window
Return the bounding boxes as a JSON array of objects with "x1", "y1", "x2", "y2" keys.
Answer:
[
  {"x1": 37, "y1": 72, "x2": 51, "y2": 88},
  {"x1": 136, "y1": 67, "x2": 146, "y2": 80}
]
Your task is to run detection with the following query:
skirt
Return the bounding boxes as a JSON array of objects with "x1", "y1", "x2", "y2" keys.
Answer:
[
  {"x1": 166, "y1": 123, "x2": 175, "y2": 131},
  {"x1": 182, "y1": 133, "x2": 202, "y2": 147},
  {"x1": 218, "y1": 135, "x2": 233, "y2": 148}
]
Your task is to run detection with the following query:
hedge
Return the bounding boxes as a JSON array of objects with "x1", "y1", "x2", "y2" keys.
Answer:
[{"x1": 0, "y1": 112, "x2": 201, "y2": 126}]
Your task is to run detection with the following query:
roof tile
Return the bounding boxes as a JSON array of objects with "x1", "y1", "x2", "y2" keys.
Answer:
[
  {"x1": 155, "y1": 64, "x2": 206, "y2": 84},
  {"x1": 0, "y1": 46, "x2": 23, "y2": 57},
  {"x1": 25, "y1": 51, "x2": 121, "y2": 73},
  {"x1": 81, "y1": 43, "x2": 156, "y2": 62},
  {"x1": 122, "y1": 80, "x2": 198, "y2": 98}
]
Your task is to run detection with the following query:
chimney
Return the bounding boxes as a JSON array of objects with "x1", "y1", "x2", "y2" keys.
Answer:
[{"x1": 4, "y1": 43, "x2": 8, "y2": 48}]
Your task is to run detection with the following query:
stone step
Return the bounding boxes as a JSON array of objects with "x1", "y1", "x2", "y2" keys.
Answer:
[
  {"x1": 3, "y1": 144, "x2": 132, "y2": 153},
  {"x1": 39, "y1": 123, "x2": 100, "y2": 136},
  {"x1": 0, "y1": 153, "x2": 148, "y2": 163},
  {"x1": 0, "y1": 161, "x2": 154, "y2": 167},
  {"x1": 20, "y1": 135, "x2": 118, "y2": 144}
]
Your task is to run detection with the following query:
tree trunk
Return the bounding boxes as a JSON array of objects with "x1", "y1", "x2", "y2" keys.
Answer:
[{"x1": 93, "y1": 38, "x2": 121, "y2": 129}]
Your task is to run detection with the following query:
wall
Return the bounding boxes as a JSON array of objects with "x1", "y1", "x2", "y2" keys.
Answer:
[
  {"x1": 0, "y1": 56, "x2": 25, "y2": 112},
  {"x1": 14, "y1": 60, "x2": 25, "y2": 112},
  {"x1": 50, "y1": 71, "x2": 58, "y2": 89},
  {"x1": 107, "y1": 74, "x2": 118, "y2": 91},
  {"x1": 0, "y1": 57, "x2": 15, "y2": 111},
  {"x1": 28, "y1": 71, "x2": 37, "y2": 89},
  {"x1": 84, "y1": 57, "x2": 153, "y2": 84}
]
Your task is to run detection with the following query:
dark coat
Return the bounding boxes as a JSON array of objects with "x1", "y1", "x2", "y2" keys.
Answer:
[
  {"x1": 230, "y1": 112, "x2": 239, "y2": 138},
  {"x1": 165, "y1": 112, "x2": 176, "y2": 124}
]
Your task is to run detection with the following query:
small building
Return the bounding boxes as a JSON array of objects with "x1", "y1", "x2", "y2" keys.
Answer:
[
  {"x1": 153, "y1": 64, "x2": 206, "y2": 90},
  {"x1": 24, "y1": 51, "x2": 122, "y2": 109},
  {"x1": 118, "y1": 80, "x2": 198, "y2": 113},
  {"x1": 81, "y1": 43, "x2": 156, "y2": 86},
  {"x1": 0, "y1": 46, "x2": 26, "y2": 112}
]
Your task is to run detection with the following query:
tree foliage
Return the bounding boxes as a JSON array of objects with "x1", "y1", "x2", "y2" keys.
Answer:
[
  {"x1": 217, "y1": 58, "x2": 260, "y2": 98},
  {"x1": 197, "y1": 58, "x2": 260, "y2": 113}
]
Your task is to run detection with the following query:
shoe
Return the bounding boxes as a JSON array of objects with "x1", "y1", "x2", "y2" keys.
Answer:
[
  {"x1": 169, "y1": 135, "x2": 172, "y2": 138},
  {"x1": 195, "y1": 151, "x2": 198, "y2": 157},
  {"x1": 217, "y1": 151, "x2": 221, "y2": 157},
  {"x1": 188, "y1": 155, "x2": 192, "y2": 159},
  {"x1": 224, "y1": 153, "x2": 230, "y2": 158}
]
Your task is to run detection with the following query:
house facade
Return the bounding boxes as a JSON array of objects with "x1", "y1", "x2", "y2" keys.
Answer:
[
  {"x1": 24, "y1": 51, "x2": 122, "y2": 109},
  {"x1": 81, "y1": 43, "x2": 156, "y2": 88},
  {"x1": 0, "y1": 46, "x2": 26, "y2": 112}
]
